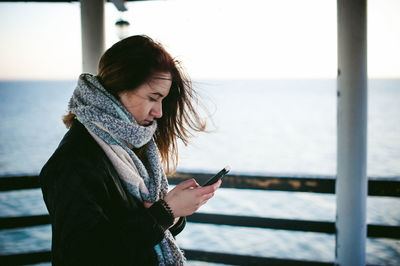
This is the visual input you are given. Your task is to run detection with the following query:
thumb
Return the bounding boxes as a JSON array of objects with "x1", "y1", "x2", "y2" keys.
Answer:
[{"x1": 178, "y1": 178, "x2": 199, "y2": 190}]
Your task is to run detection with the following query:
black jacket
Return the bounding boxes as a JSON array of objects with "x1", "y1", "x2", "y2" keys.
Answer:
[{"x1": 40, "y1": 120, "x2": 186, "y2": 265}]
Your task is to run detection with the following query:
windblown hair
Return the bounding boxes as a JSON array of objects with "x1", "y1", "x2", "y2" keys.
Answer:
[{"x1": 63, "y1": 35, "x2": 206, "y2": 174}]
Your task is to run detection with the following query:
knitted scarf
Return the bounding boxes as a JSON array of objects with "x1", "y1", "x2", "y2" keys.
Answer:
[{"x1": 69, "y1": 73, "x2": 185, "y2": 265}]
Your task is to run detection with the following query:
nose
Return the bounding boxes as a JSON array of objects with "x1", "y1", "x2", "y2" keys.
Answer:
[{"x1": 150, "y1": 102, "x2": 163, "y2": 119}]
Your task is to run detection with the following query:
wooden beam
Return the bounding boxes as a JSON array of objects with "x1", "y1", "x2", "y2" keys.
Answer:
[
  {"x1": 0, "y1": 0, "x2": 150, "y2": 2},
  {"x1": 1, "y1": 213, "x2": 399, "y2": 240},
  {"x1": 183, "y1": 249, "x2": 334, "y2": 266},
  {"x1": 0, "y1": 251, "x2": 51, "y2": 265},
  {"x1": 1, "y1": 174, "x2": 399, "y2": 197}
]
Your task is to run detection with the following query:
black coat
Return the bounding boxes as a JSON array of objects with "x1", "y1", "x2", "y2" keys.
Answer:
[{"x1": 40, "y1": 120, "x2": 186, "y2": 265}]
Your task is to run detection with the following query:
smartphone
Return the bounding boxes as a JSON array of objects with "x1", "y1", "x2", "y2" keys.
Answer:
[{"x1": 201, "y1": 166, "x2": 230, "y2": 186}]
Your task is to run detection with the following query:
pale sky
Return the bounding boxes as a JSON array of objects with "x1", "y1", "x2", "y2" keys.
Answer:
[{"x1": 0, "y1": 0, "x2": 399, "y2": 80}]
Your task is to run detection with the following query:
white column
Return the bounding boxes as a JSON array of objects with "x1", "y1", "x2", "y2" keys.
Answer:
[
  {"x1": 336, "y1": 0, "x2": 368, "y2": 265},
  {"x1": 80, "y1": 0, "x2": 106, "y2": 74}
]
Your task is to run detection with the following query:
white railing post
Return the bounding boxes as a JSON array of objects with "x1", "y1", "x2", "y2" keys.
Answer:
[
  {"x1": 336, "y1": 0, "x2": 368, "y2": 265},
  {"x1": 80, "y1": 0, "x2": 105, "y2": 74}
]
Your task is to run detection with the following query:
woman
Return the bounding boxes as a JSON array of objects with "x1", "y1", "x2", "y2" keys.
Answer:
[{"x1": 39, "y1": 35, "x2": 221, "y2": 265}]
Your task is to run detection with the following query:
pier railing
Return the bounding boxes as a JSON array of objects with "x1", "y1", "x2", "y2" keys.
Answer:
[{"x1": 1, "y1": 173, "x2": 399, "y2": 265}]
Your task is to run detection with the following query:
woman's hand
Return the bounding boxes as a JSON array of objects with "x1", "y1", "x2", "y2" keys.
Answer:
[{"x1": 163, "y1": 178, "x2": 221, "y2": 218}]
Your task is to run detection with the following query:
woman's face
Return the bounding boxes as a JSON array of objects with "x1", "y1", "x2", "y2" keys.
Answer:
[{"x1": 119, "y1": 72, "x2": 172, "y2": 126}]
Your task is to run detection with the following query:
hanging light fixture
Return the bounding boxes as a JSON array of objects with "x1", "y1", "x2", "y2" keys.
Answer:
[{"x1": 115, "y1": 18, "x2": 130, "y2": 40}]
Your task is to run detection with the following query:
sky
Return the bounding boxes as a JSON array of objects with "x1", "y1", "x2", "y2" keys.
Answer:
[{"x1": 0, "y1": 0, "x2": 399, "y2": 80}]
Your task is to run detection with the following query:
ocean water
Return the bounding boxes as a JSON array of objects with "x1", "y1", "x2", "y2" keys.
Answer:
[{"x1": 0, "y1": 79, "x2": 399, "y2": 264}]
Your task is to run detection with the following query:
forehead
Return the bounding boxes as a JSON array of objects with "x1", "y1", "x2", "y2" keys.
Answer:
[
  {"x1": 147, "y1": 72, "x2": 172, "y2": 93},
  {"x1": 152, "y1": 72, "x2": 172, "y2": 81}
]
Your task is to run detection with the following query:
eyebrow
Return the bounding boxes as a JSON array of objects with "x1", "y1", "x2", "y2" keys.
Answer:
[{"x1": 154, "y1": 77, "x2": 172, "y2": 81}]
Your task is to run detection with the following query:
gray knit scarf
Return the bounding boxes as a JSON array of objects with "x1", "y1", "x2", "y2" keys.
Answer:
[{"x1": 69, "y1": 73, "x2": 185, "y2": 265}]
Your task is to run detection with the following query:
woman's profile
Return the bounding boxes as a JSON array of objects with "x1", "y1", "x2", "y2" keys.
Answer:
[{"x1": 39, "y1": 35, "x2": 221, "y2": 265}]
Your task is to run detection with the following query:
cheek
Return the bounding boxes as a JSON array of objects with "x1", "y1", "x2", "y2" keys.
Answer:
[
  {"x1": 125, "y1": 104, "x2": 144, "y2": 120},
  {"x1": 137, "y1": 103, "x2": 153, "y2": 117}
]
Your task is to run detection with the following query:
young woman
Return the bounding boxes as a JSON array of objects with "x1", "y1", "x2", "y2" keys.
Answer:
[{"x1": 40, "y1": 35, "x2": 221, "y2": 265}]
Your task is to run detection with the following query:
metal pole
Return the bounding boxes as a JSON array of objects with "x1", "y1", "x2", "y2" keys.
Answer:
[
  {"x1": 80, "y1": 0, "x2": 105, "y2": 74},
  {"x1": 336, "y1": 0, "x2": 367, "y2": 265}
]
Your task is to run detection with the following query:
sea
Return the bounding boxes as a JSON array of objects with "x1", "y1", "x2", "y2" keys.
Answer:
[{"x1": 0, "y1": 79, "x2": 399, "y2": 265}]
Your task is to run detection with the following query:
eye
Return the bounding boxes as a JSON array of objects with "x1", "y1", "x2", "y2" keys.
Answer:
[{"x1": 148, "y1": 97, "x2": 157, "y2": 102}]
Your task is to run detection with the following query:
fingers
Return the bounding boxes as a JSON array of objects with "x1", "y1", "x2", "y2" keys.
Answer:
[
  {"x1": 166, "y1": 179, "x2": 221, "y2": 217},
  {"x1": 202, "y1": 192, "x2": 215, "y2": 201},
  {"x1": 196, "y1": 179, "x2": 222, "y2": 195},
  {"x1": 177, "y1": 178, "x2": 199, "y2": 190}
]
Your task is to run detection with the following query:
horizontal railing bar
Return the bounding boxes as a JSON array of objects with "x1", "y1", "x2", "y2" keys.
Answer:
[
  {"x1": 171, "y1": 172, "x2": 400, "y2": 196},
  {"x1": 0, "y1": 214, "x2": 50, "y2": 230},
  {"x1": 2, "y1": 173, "x2": 399, "y2": 196},
  {"x1": 187, "y1": 213, "x2": 335, "y2": 234},
  {"x1": 188, "y1": 213, "x2": 400, "y2": 240},
  {"x1": 368, "y1": 224, "x2": 400, "y2": 239},
  {"x1": 171, "y1": 173, "x2": 336, "y2": 194},
  {"x1": 0, "y1": 175, "x2": 41, "y2": 191},
  {"x1": 183, "y1": 249, "x2": 334, "y2": 266},
  {"x1": 368, "y1": 179, "x2": 400, "y2": 197},
  {"x1": 0, "y1": 0, "x2": 154, "y2": 3},
  {"x1": 2, "y1": 213, "x2": 399, "y2": 240},
  {"x1": 0, "y1": 251, "x2": 50, "y2": 266},
  {"x1": 0, "y1": 248, "x2": 383, "y2": 266},
  {"x1": 0, "y1": 249, "x2": 334, "y2": 266}
]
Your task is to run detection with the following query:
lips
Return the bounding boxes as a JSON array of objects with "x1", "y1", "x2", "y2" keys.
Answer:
[{"x1": 143, "y1": 120, "x2": 153, "y2": 125}]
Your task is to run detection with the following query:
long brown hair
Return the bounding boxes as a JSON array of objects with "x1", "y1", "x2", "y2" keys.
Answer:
[{"x1": 64, "y1": 35, "x2": 206, "y2": 174}]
